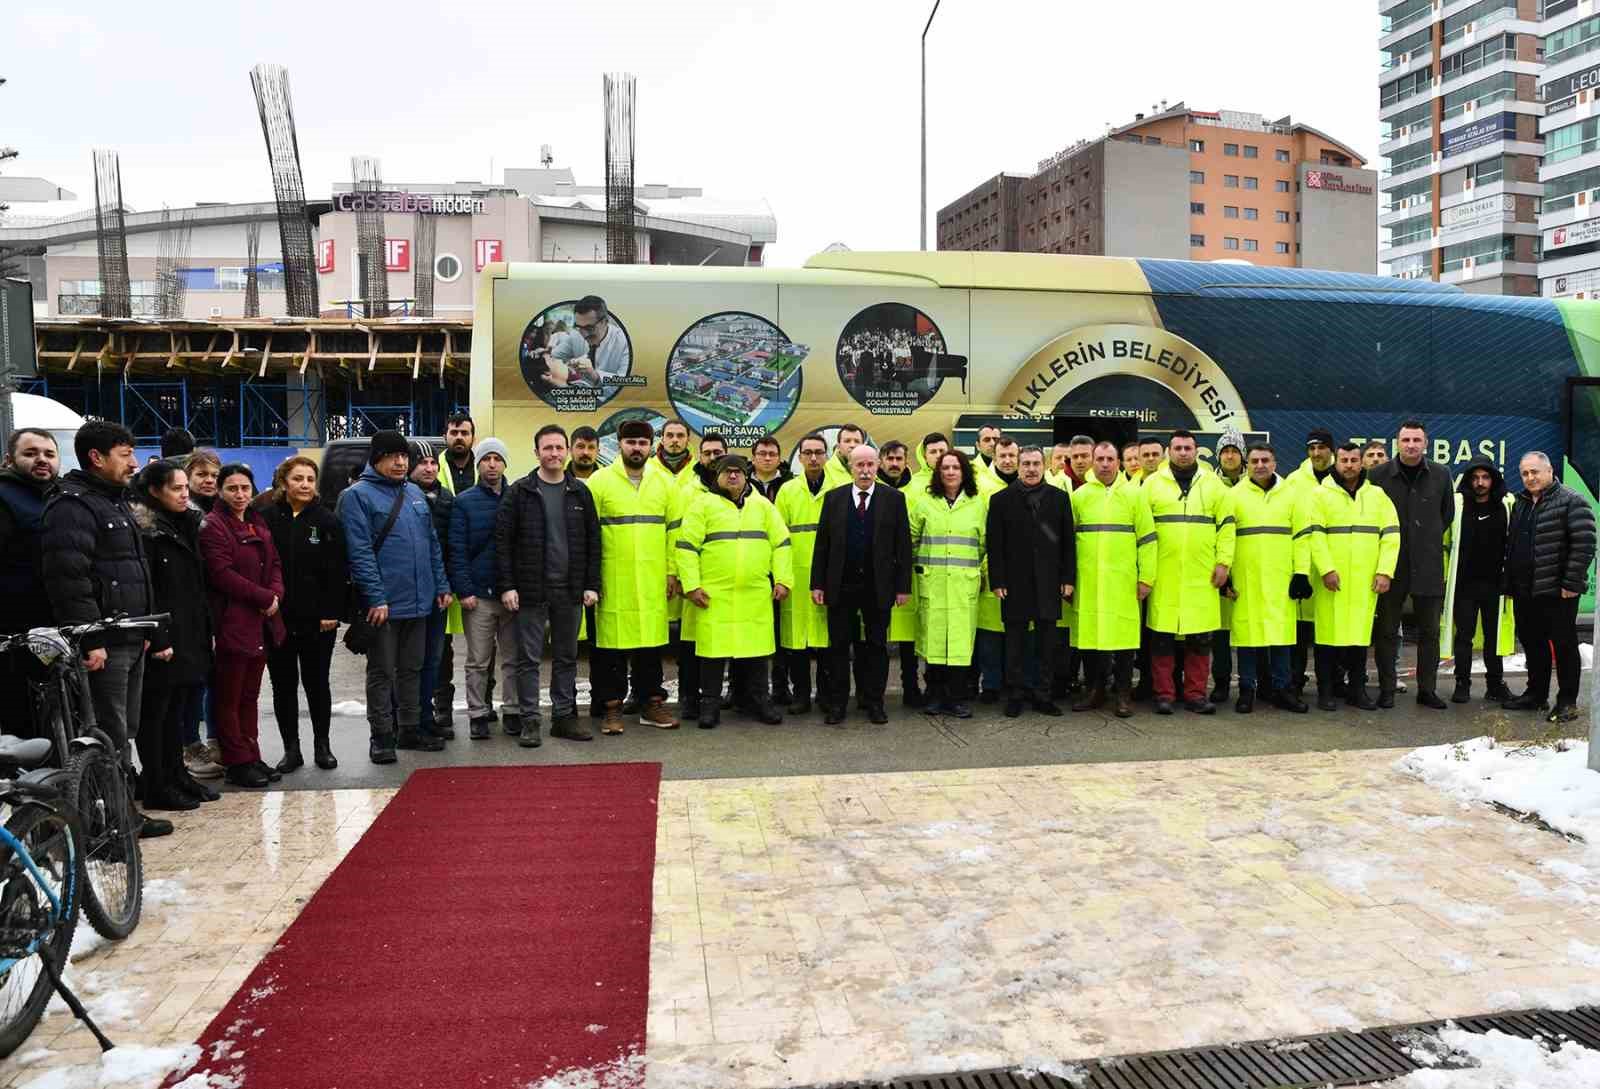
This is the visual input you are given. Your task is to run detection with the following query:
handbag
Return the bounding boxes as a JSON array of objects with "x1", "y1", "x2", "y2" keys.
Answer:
[{"x1": 342, "y1": 486, "x2": 408, "y2": 656}]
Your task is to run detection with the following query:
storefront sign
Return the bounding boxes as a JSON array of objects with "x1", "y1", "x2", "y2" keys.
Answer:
[
  {"x1": 332, "y1": 191, "x2": 484, "y2": 215},
  {"x1": 316, "y1": 238, "x2": 335, "y2": 275},
  {"x1": 1547, "y1": 267, "x2": 1600, "y2": 297},
  {"x1": 1440, "y1": 194, "x2": 1515, "y2": 235},
  {"x1": 1543, "y1": 61, "x2": 1600, "y2": 114},
  {"x1": 384, "y1": 239, "x2": 410, "y2": 273},
  {"x1": 1546, "y1": 217, "x2": 1600, "y2": 252},
  {"x1": 475, "y1": 239, "x2": 503, "y2": 272},
  {"x1": 1441, "y1": 113, "x2": 1517, "y2": 159},
  {"x1": 1304, "y1": 170, "x2": 1374, "y2": 195}
]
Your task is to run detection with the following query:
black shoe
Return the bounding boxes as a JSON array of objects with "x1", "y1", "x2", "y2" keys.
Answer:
[
  {"x1": 1484, "y1": 681, "x2": 1513, "y2": 702},
  {"x1": 1349, "y1": 687, "x2": 1378, "y2": 711},
  {"x1": 1451, "y1": 680, "x2": 1471, "y2": 704},
  {"x1": 142, "y1": 788, "x2": 200, "y2": 812},
  {"x1": 369, "y1": 734, "x2": 397, "y2": 764},
  {"x1": 621, "y1": 695, "x2": 641, "y2": 715},
  {"x1": 1269, "y1": 689, "x2": 1309, "y2": 714},
  {"x1": 176, "y1": 770, "x2": 221, "y2": 802},
  {"x1": 1548, "y1": 703, "x2": 1581, "y2": 724},
  {"x1": 469, "y1": 717, "x2": 492, "y2": 740},
  {"x1": 432, "y1": 718, "x2": 456, "y2": 740},
  {"x1": 501, "y1": 713, "x2": 523, "y2": 736},
  {"x1": 1209, "y1": 685, "x2": 1230, "y2": 706},
  {"x1": 1416, "y1": 690, "x2": 1448, "y2": 710},
  {"x1": 946, "y1": 701, "x2": 973, "y2": 719},
  {"x1": 698, "y1": 698, "x2": 720, "y2": 729},
  {"x1": 396, "y1": 729, "x2": 445, "y2": 752},
  {"x1": 823, "y1": 706, "x2": 846, "y2": 725},
  {"x1": 549, "y1": 714, "x2": 590, "y2": 742},
  {"x1": 1317, "y1": 688, "x2": 1338, "y2": 711},
  {"x1": 275, "y1": 748, "x2": 304, "y2": 774},
  {"x1": 1234, "y1": 688, "x2": 1256, "y2": 714},
  {"x1": 1184, "y1": 699, "x2": 1216, "y2": 716},
  {"x1": 757, "y1": 702, "x2": 785, "y2": 725},
  {"x1": 1376, "y1": 690, "x2": 1396, "y2": 709},
  {"x1": 978, "y1": 689, "x2": 999, "y2": 705},
  {"x1": 227, "y1": 762, "x2": 273, "y2": 787},
  {"x1": 1504, "y1": 693, "x2": 1550, "y2": 711},
  {"x1": 1131, "y1": 683, "x2": 1152, "y2": 702},
  {"x1": 903, "y1": 687, "x2": 926, "y2": 708},
  {"x1": 253, "y1": 760, "x2": 283, "y2": 782},
  {"x1": 1004, "y1": 699, "x2": 1023, "y2": 719},
  {"x1": 313, "y1": 739, "x2": 338, "y2": 770},
  {"x1": 788, "y1": 698, "x2": 812, "y2": 715},
  {"x1": 866, "y1": 704, "x2": 887, "y2": 725},
  {"x1": 1154, "y1": 699, "x2": 1174, "y2": 715},
  {"x1": 771, "y1": 686, "x2": 793, "y2": 706},
  {"x1": 1032, "y1": 700, "x2": 1064, "y2": 717},
  {"x1": 137, "y1": 812, "x2": 175, "y2": 838}
]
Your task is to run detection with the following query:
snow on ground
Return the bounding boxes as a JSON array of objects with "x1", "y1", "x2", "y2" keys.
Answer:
[
  {"x1": 1454, "y1": 642, "x2": 1593, "y2": 677},
  {"x1": 16, "y1": 1043, "x2": 201, "y2": 1089},
  {"x1": 1379, "y1": 1026, "x2": 1600, "y2": 1087},
  {"x1": 1395, "y1": 736, "x2": 1600, "y2": 844}
]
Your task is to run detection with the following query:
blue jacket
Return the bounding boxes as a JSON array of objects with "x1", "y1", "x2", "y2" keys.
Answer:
[
  {"x1": 337, "y1": 467, "x2": 447, "y2": 621},
  {"x1": 448, "y1": 482, "x2": 504, "y2": 599}
]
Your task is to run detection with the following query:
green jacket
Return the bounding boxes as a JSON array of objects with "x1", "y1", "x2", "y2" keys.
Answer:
[{"x1": 775, "y1": 475, "x2": 830, "y2": 651}]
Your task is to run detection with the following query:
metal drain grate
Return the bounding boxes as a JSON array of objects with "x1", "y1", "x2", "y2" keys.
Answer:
[{"x1": 803, "y1": 1005, "x2": 1600, "y2": 1089}]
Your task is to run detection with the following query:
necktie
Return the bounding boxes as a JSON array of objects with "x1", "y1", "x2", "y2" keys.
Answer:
[{"x1": 857, "y1": 490, "x2": 869, "y2": 515}]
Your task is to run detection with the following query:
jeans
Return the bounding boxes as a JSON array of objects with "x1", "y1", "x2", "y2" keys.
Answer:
[
  {"x1": 266, "y1": 625, "x2": 336, "y2": 749},
  {"x1": 366, "y1": 616, "x2": 427, "y2": 738},
  {"x1": 1452, "y1": 586, "x2": 1505, "y2": 686},
  {"x1": 1514, "y1": 592, "x2": 1582, "y2": 706},
  {"x1": 86, "y1": 642, "x2": 145, "y2": 766},
  {"x1": 417, "y1": 608, "x2": 448, "y2": 726},
  {"x1": 593, "y1": 645, "x2": 666, "y2": 705},
  {"x1": 1235, "y1": 645, "x2": 1290, "y2": 692},
  {"x1": 1002, "y1": 623, "x2": 1055, "y2": 700},
  {"x1": 463, "y1": 598, "x2": 523, "y2": 719},
  {"x1": 182, "y1": 681, "x2": 214, "y2": 745},
  {"x1": 825, "y1": 599, "x2": 891, "y2": 711},
  {"x1": 516, "y1": 599, "x2": 581, "y2": 721},
  {"x1": 974, "y1": 630, "x2": 1004, "y2": 694},
  {"x1": 213, "y1": 652, "x2": 266, "y2": 767},
  {"x1": 1376, "y1": 577, "x2": 1443, "y2": 697}
]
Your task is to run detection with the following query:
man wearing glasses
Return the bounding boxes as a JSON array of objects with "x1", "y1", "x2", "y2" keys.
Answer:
[{"x1": 570, "y1": 296, "x2": 631, "y2": 386}]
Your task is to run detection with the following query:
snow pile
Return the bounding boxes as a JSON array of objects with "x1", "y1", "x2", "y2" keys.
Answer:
[
  {"x1": 1453, "y1": 641, "x2": 1593, "y2": 677},
  {"x1": 1383, "y1": 1027, "x2": 1600, "y2": 1086},
  {"x1": 16, "y1": 1043, "x2": 200, "y2": 1089},
  {"x1": 1394, "y1": 736, "x2": 1600, "y2": 843}
]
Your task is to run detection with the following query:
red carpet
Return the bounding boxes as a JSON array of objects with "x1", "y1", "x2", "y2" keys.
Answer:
[{"x1": 175, "y1": 764, "x2": 662, "y2": 1088}]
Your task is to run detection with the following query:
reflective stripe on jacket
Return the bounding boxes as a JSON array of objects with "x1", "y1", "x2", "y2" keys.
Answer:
[
  {"x1": 674, "y1": 488, "x2": 793, "y2": 659},
  {"x1": 589, "y1": 460, "x2": 674, "y2": 650},
  {"x1": 1307, "y1": 475, "x2": 1400, "y2": 647},
  {"x1": 775, "y1": 476, "x2": 830, "y2": 651},
  {"x1": 1070, "y1": 476, "x2": 1157, "y2": 651},
  {"x1": 1227, "y1": 475, "x2": 1311, "y2": 648},
  {"x1": 1143, "y1": 463, "x2": 1235, "y2": 636}
]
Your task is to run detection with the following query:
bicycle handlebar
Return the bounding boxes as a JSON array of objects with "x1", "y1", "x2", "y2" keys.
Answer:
[{"x1": 0, "y1": 614, "x2": 172, "y2": 653}]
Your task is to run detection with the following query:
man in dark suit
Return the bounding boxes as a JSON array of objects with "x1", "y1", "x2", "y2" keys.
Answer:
[
  {"x1": 987, "y1": 445, "x2": 1076, "y2": 717},
  {"x1": 810, "y1": 444, "x2": 912, "y2": 725}
]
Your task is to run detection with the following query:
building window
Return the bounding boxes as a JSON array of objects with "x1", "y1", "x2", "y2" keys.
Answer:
[
  {"x1": 1189, "y1": 139, "x2": 1205, "y2": 152},
  {"x1": 1224, "y1": 175, "x2": 1239, "y2": 188},
  {"x1": 435, "y1": 253, "x2": 462, "y2": 282},
  {"x1": 1224, "y1": 206, "x2": 1239, "y2": 219},
  {"x1": 1243, "y1": 239, "x2": 1259, "y2": 252},
  {"x1": 1244, "y1": 145, "x2": 1259, "y2": 159},
  {"x1": 1275, "y1": 241, "x2": 1291, "y2": 254},
  {"x1": 1275, "y1": 180, "x2": 1290, "y2": 193},
  {"x1": 1243, "y1": 207, "x2": 1259, "y2": 220},
  {"x1": 1275, "y1": 210, "x2": 1290, "y2": 223},
  {"x1": 1224, "y1": 237, "x2": 1240, "y2": 250},
  {"x1": 1190, "y1": 170, "x2": 1205, "y2": 184},
  {"x1": 1224, "y1": 143, "x2": 1239, "y2": 156},
  {"x1": 1190, "y1": 234, "x2": 1205, "y2": 247},
  {"x1": 1244, "y1": 177, "x2": 1259, "y2": 190},
  {"x1": 1276, "y1": 149, "x2": 1291, "y2": 162},
  {"x1": 1190, "y1": 201, "x2": 1206, "y2": 214}
]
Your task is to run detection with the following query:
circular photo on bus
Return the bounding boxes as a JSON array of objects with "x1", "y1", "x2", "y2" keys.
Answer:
[
  {"x1": 519, "y1": 296, "x2": 636, "y2": 413},
  {"x1": 786, "y1": 424, "x2": 874, "y2": 476},
  {"x1": 666, "y1": 313, "x2": 808, "y2": 445},
  {"x1": 836, "y1": 303, "x2": 959, "y2": 415},
  {"x1": 595, "y1": 407, "x2": 671, "y2": 468}
]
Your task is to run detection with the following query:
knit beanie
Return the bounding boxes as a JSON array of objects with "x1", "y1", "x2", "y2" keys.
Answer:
[
  {"x1": 1218, "y1": 428, "x2": 1246, "y2": 455},
  {"x1": 369, "y1": 430, "x2": 410, "y2": 465},
  {"x1": 475, "y1": 437, "x2": 510, "y2": 467}
]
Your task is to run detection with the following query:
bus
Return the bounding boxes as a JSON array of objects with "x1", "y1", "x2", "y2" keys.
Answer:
[{"x1": 469, "y1": 251, "x2": 1600, "y2": 508}]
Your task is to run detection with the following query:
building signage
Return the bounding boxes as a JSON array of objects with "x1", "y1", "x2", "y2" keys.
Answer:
[
  {"x1": 0, "y1": 278, "x2": 38, "y2": 380},
  {"x1": 475, "y1": 239, "x2": 503, "y2": 272},
  {"x1": 1546, "y1": 217, "x2": 1600, "y2": 252},
  {"x1": 384, "y1": 238, "x2": 410, "y2": 273},
  {"x1": 1440, "y1": 194, "x2": 1515, "y2": 235},
  {"x1": 1548, "y1": 267, "x2": 1600, "y2": 298},
  {"x1": 316, "y1": 238, "x2": 335, "y2": 275},
  {"x1": 1543, "y1": 61, "x2": 1600, "y2": 114},
  {"x1": 1441, "y1": 113, "x2": 1517, "y2": 159},
  {"x1": 332, "y1": 191, "x2": 484, "y2": 215},
  {"x1": 1303, "y1": 170, "x2": 1374, "y2": 195}
]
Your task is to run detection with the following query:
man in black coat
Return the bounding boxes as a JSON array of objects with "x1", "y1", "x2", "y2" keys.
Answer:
[
  {"x1": 0, "y1": 427, "x2": 61, "y2": 736},
  {"x1": 1368, "y1": 419, "x2": 1455, "y2": 709},
  {"x1": 810, "y1": 444, "x2": 912, "y2": 725},
  {"x1": 987, "y1": 445, "x2": 1075, "y2": 717},
  {"x1": 1503, "y1": 451, "x2": 1596, "y2": 722}
]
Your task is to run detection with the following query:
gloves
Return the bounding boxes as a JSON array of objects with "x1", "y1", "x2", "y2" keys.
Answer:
[{"x1": 1289, "y1": 574, "x2": 1313, "y2": 601}]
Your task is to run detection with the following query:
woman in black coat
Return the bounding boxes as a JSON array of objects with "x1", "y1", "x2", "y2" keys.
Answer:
[
  {"x1": 257, "y1": 455, "x2": 348, "y2": 772},
  {"x1": 132, "y1": 460, "x2": 219, "y2": 810}
]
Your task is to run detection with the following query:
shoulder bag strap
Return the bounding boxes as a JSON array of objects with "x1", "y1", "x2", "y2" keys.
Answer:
[{"x1": 372, "y1": 486, "x2": 408, "y2": 555}]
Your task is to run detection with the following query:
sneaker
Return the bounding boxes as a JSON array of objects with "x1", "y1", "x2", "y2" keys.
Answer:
[
  {"x1": 468, "y1": 717, "x2": 492, "y2": 740},
  {"x1": 369, "y1": 734, "x2": 397, "y2": 764},
  {"x1": 518, "y1": 715, "x2": 545, "y2": 747},
  {"x1": 640, "y1": 696, "x2": 679, "y2": 730},
  {"x1": 602, "y1": 700, "x2": 627, "y2": 735},
  {"x1": 204, "y1": 738, "x2": 224, "y2": 766},
  {"x1": 548, "y1": 714, "x2": 590, "y2": 742},
  {"x1": 184, "y1": 742, "x2": 225, "y2": 780},
  {"x1": 396, "y1": 728, "x2": 445, "y2": 752}
]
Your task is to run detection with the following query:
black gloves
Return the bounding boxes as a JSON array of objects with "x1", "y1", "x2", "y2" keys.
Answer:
[{"x1": 1289, "y1": 574, "x2": 1313, "y2": 601}]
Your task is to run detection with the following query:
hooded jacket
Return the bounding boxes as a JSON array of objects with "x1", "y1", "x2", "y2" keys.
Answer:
[
  {"x1": 1451, "y1": 456, "x2": 1508, "y2": 588},
  {"x1": 130, "y1": 497, "x2": 213, "y2": 685}
]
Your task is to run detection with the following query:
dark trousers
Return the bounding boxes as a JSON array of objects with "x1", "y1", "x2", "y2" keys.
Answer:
[
  {"x1": 1002, "y1": 623, "x2": 1055, "y2": 700},
  {"x1": 136, "y1": 668, "x2": 197, "y2": 799},
  {"x1": 1290, "y1": 620, "x2": 1315, "y2": 691},
  {"x1": 1376, "y1": 575, "x2": 1443, "y2": 696},
  {"x1": 770, "y1": 602, "x2": 791, "y2": 698},
  {"x1": 1050, "y1": 628, "x2": 1076, "y2": 695},
  {"x1": 267, "y1": 625, "x2": 336, "y2": 751},
  {"x1": 899, "y1": 642, "x2": 920, "y2": 695},
  {"x1": 1235, "y1": 646, "x2": 1290, "y2": 692},
  {"x1": 1452, "y1": 586, "x2": 1505, "y2": 686},
  {"x1": 1315, "y1": 644, "x2": 1368, "y2": 695},
  {"x1": 785, "y1": 648, "x2": 833, "y2": 703},
  {"x1": 214, "y1": 651, "x2": 267, "y2": 767},
  {"x1": 1086, "y1": 649, "x2": 1135, "y2": 692},
  {"x1": 1212, "y1": 629, "x2": 1232, "y2": 692},
  {"x1": 433, "y1": 627, "x2": 455, "y2": 724},
  {"x1": 515, "y1": 599, "x2": 581, "y2": 720},
  {"x1": 1514, "y1": 593, "x2": 1583, "y2": 706},
  {"x1": 1149, "y1": 631, "x2": 1211, "y2": 703},
  {"x1": 593, "y1": 645, "x2": 666, "y2": 705},
  {"x1": 672, "y1": 623, "x2": 700, "y2": 711},
  {"x1": 926, "y1": 663, "x2": 970, "y2": 703},
  {"x1": 825, "y1": 597, "x2": 891, "y2": 711},
  {"x1": 86, "y1": 642, "x2": 145, "y2": 765},
  {"x1": 699, "y1": 657, "x2": 768, "y2": 709},
  {"x1": 366, "y1": 615, "x2": 427, "y2": 738}
]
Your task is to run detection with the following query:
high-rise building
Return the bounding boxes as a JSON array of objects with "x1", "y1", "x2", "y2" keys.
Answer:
[
  {"x1": 1377, "y1": 0, "x2": 1545, "y2": 295},
  {"x1": 1537, "y1": 3, "x2": 1600, "y2": 299},
  {"x1": 937, "y1": 104, "x2": 1377, "y2": 274}
]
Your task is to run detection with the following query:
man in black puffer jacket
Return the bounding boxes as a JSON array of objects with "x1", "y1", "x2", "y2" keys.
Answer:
[
  {"x1": 42, "y1": 421, "x2": 170, "y2": 838},
  {"x1": 1502, "y1": 450, "x2": 1596, "y2": 722}
]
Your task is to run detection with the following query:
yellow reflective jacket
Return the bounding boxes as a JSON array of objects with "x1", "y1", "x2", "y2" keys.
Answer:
[
  {"x1": 909, "y1": 489, "x2": 985, "y2": 666},
  {"x1": 1282, "y1": 460, "x2": 1333, "y2": 623},
  {"x1": 1307, "y1": 474, "x2": 1401, "y2": 647},
  {"x1": 976, "y1": 469, "x2": 1006, "y2": 633},
  {"x1": 1143, "y1": 463, "x2": 1236, "y2": 637},
  {"x1": 775, "y1": 475, "x2": 830, "y2": 651},
  {"x1": 1070, "y1": 475, "x2": 1157, "y2": 651},
  {"x1": 1227, "y1": 475, "x2": 1312, "y2": 648},
  {"x1": 674, "y1": 486, "x2": 793, "y2": 660},
  {"x1": 587, "y1": 460, "x2": 673, "y2": 650}
]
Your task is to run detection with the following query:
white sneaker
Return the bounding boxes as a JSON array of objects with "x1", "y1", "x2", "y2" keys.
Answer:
[{"x1": 185, "y1": 742, "x2": 225, "y2": 780}]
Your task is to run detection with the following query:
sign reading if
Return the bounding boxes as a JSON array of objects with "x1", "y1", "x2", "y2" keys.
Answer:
[
  {"x1": 475, "y1": 239, "x2": 503, "y2": 272},
  {"x1": 384, "y1": 238, "x2": 410, "y2": 273},
  {"x1": 316, "y1": 239, "x2": 335, "y2": 275}
]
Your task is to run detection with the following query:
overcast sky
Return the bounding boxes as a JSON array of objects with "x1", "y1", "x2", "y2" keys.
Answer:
[{"x1": 6, "y1": 1, "x2": 1375, "y2": 266}]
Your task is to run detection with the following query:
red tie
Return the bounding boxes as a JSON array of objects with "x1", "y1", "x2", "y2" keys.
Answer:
[{"x1": 857, "y1": 490, "x2": 868, "y2": 515}]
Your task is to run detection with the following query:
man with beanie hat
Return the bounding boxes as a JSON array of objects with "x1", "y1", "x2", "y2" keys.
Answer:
[
  {"x1": 1209, "y1": 427, "x2": 1247, "y2": 703},
  {"x1": 449, "y1": 437, "x2": 527, "y2": 738},
  {"x1": 1281, "y1": 428, "x2": 1338, "y2": 699},
  {"x1": 338, "y1": 429, "x2": 452, "y2": 763}
]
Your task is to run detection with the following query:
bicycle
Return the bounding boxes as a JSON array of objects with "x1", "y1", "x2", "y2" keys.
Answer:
[
  {"x1": 0, "y1": 614, "x2": 168, "y2": 942},
  {"x1": 0, "y1": 733, "x2": 114, "y2": 1057}
]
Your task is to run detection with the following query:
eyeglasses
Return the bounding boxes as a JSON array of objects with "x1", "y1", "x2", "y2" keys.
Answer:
[{"x1": 576, "y1": 320, "x2": 604, "y2": 338}]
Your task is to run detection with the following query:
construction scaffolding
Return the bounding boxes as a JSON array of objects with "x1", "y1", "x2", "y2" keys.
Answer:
[
  {"x1": 412, "y1": 213, "x2": 436, "y2": 318},
  {"x1": 92, "y1": 149, "x2": 131, "y2": 318},
  {"x1": 351, "y1": 156, "x2": 389, "y2": 319},
  {"x1": 250, "y1": 63, "x2": 319, "y2": 317},
  {"x1": 154, "y1": 208, "x2": 194, "y2": 319},
  {"x1": 603, "y1": 73, "x2": 637, "y2": 265},
  {"x1": 243, "y1": 221, "x2": 261, "y2": 318}
]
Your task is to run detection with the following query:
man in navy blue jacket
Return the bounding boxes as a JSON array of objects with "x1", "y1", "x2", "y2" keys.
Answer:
[
  {"x1": 448, "y1": 438, "x2": 524, "y2": 739},
  {"x1": 338, "y1": 430, "x2": 452, "y2": 764}
]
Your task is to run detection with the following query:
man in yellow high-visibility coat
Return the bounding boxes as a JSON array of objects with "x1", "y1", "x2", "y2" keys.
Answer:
[
  {"x1": 1306, "y1": 443, "x2": 1400, "y2": 712},
  {"x1": 588, "y1": 419, "x2": 679, "y2": 734},
  {"x1": 1143, "y1": 430, "x2": 1235, "y2": 716},
  {"x1": 666, "y1": 430, "x2": 726, "y2": 716},
  {"x1": 1442, "y1": 457, "x2": 1515, "y2": 703},
  {"x1": 823, "y1": 423, "x2": 865, "y2": 490},
  {"x1": 676, "y1": 455, "x2": 793, "y2": 729},
  {"x1": 775, "y1": 433, "x2": 833, "y2": 714},
  {"x1": 1209, "y1": 427, "x2": 1247, "y2": 704},
  {"x1": 1070, "y1": 441, "x2": 1157, "y2": 718},
  {"x1": 1226, "y1": 443, "x2": 1312, "y2": 714},
  {"x1": 1281, "y1": 428, "x2": 1338, "y2": 698}
]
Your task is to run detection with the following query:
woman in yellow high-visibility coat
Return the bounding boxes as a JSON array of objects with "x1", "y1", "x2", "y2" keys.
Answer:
[{"x1": 909, "y1": 451, "x2": 986, "y2": 718}]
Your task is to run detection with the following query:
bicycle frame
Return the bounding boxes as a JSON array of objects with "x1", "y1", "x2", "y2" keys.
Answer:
[{"x1": 0, "y1": 822, "x2": 73, "y2": 973}]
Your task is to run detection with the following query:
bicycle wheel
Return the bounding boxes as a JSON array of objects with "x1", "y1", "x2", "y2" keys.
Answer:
[
  {"x1": 64, "y1": 748, "x2": 141, "y2": 940},
  {"x1": 0, "y1": 803, "x2": 77, "y2": 1058}
]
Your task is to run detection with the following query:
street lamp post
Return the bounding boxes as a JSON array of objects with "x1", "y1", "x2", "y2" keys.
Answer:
[{"x1": 921, "y1": 0, "x2": 942, "y2": 251}]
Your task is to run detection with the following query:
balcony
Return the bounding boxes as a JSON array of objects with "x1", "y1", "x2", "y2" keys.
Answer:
[
  {"x1": 1440, "y1": 5, "x2": 1518, "y2": 47},
  {"x1": 1380, "y1": 48, "x2": 1434, "y2": 76},
  {"x1": 1381, "y1": 196, "x2": 1432, "y2": 223},
  {"x1": 1441, "y1": 86, "x2": 1518, "y2": 121},
  {"x1": 56, "y1": 294, "x2": 162, "y2": 317}
]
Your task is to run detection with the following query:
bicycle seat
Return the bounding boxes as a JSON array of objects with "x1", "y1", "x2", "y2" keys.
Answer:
[{"x1": 0, "y1": 735, "x2": 52, "y2": 768}]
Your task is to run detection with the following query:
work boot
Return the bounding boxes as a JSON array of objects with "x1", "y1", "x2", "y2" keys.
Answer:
[
  {"x1": 1183, "y1": 699, "x2": 1215, "y2": 716},
  {"x1": 601, "y1": 699, "x2": 626, "y2": 736},
  {"x1": 640, "y1": 696, "x2": 679, "y2": 729},
  {"x1": 313, "y1": 735, "x2": 338, "y2": 770},
  {"x1": 1316, "y1": 679, "x2": 1338, "y2": 712},
  {"x1": 1347, "y1": 685, "x2": 1378, "y2": 711},
  {"x1": 1451, "y1": 679, "x2": 1472, "y2": 704},
  {"x1": 1113, "y1": 689, "x2": 1134, "y2": 719},
  {"x1": 1072, "y1": 686, "x2": 1107, "y2": 713},
  {"x1": 1154, "y1": 698, "x2": 1175, "y2": 715},
  {"x1": 1484, "y1": 680, "x2": 1512, "y2": 702},
  {"x1": 698, "y1": 697, "x2": 721, "y2": 729},
  {"x1": 522, "y1": 715, "x2": 553, "y2": 745},
  {"x1": 369, "y1": 733, "x2": 397, "y2": 764},
  {"x1": 468, "y1": 717, "x2": 492, "y2": 740},
  {"x1": 275, "y1": 746, "x2": 304, "y2": 774},
  {"x1": 184, "y1": 741, "x2": 225, "y2": 780},
  {"x1": 502, "y1": 713, "x2": 523, "y2": 737},
  {"x1": 397, "y1": 727, "x2": 445, "y2": 752},
  {"x1": 550, "y1": 714, "x2": 590, "y2": 742},
  {"x1": 1269, "y1": 688, "x2": 1309, "y2": 714},
  {"x1": 756, "y1": 701, "x2": 785, "y2": 725},
  {"x1": 1234, "y1": 688, "x2": 1256, "y2": 714},
  {"x1": 1004, "y1": 699, "x2": 1024, "y2": 719}
]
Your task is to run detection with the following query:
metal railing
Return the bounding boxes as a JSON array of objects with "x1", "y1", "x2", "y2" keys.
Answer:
[
  {"x1": 1442, "y1": 5, "x2": 1518, "y2": 45},
  {"x1": 56, "y1": 294, "x2": 162, "y2": 317},
  {"x1": 1442, "y1": 86, "x2": 1517, "y2": 119}
]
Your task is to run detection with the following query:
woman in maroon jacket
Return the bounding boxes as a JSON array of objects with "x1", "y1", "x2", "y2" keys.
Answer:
[{"x1": 200, "y1": 463, "x2": 286, "y2": 788}]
